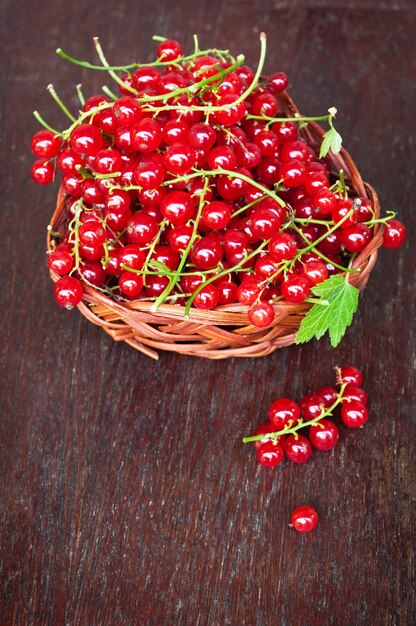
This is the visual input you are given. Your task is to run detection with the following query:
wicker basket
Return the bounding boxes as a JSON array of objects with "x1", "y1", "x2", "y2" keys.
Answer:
[{"x1": 47, "y1": 91, "x2": 383, "y2": 360}]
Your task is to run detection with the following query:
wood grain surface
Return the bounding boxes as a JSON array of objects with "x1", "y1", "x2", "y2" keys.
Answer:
[{"x1": 1, "y1": 1, "x2": 415, "y2": 624}]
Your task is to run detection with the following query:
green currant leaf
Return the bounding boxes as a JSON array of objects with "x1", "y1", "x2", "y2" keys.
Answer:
[
  {"x1": 295, "y1": 274, "x2": 359, "y2": 348},
  {"x1": 319, "y1": 125, "x2": 343, "y2": 159}
]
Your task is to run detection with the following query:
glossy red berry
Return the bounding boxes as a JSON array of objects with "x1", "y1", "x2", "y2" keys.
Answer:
[
  {"x1": 268, "y1": 398, "x2": 300, "y2": 429},
  {"x1": 309, "y1": 419, "x2": 339, "y2": 450},
  {"x1": 268, "y1": 232, "x2": 297, "y2": 262},
  {"x1": 281, "y1": 274, "x2": 310, "y2": 303},
  {"x1": 284, "y1": 435, "x2": 312, "y2": 463},
  {"x1": 269, "y1": 71, "x2": 289, "y2": 92},
  {"x1": 70, "y1": 124, "x2": 103, "y2": 156},
  {"x1": 54, "y1": 276, "x2": 83, "y2": 308},
  {"x1": 340, "y1": 224, "x2": 372, "y2": 253},
  {"x1": 383, "y1": 219, "x2": 407, "y2": 248},
  {"x1": 256, "y1": 441, "x2": 285, "y2": 467},
  {"x1": 202, "y1": 201, "x2": 231, "y2": 230},
  {"x1": 291, "y1": 506, "x2": 318, "y2": 533},
  {"x1": 341, "y1": 400, "x2": 368, "y2": 428},
  {"x1": 338, "y1": 366, "x2": 363, "y2": 387},
  {"x1": 113, "y1": 96, "x2": 142, "y2": 126},
  {"x1": 163, "y1": 142, "x2": 196, "y2": 175},
  {"x1": 157, "y1": 39, "x2": 183, "y2": 62},
  {"x1": 47, "y1": 246, "x2": 74, "y2": 275},
  {"x1": 31, "y1": 130, "x2": 62, "y2": 158},
  {"x1": 118, "y1": 245, "x2": 145, "y2": 271},
  {"x1": 31, "y1": 159, "x2": 55, "y2": 185},
  {"x1": 127, "y1": 212, "x2": 159, "y2": 245},
  {"x1": 193, "y1": 284, "x2": 220, "y2": 309},
  {"x1": 300, "y1": 394, "x2": 325, "y2": 420},
  {"x1": 132, "y1": 118, "x2": 162, "y2": 153},
  {"x1": 160, "y1": 191, "x2": 194, "y2": 225},
  {"x1": 343, "y1": 385, "x2": 368, "y2": 405},
  {"x1": 248, "y1": 302, "x2": 275, "y2": 327},
  {"x1": 119, "y1": 272, "x2": 144, "y2": 297},
  {"x1": 315, "y1": 386, "x2": 338, "y2": 408}
]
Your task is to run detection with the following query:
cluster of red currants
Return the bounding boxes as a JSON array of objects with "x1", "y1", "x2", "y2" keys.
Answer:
[
  {"x1": 244, "y1": 365, "x2": 368, "y2": 467},
  {"x1": 31, "y1": 36, "x2": 406, "y2": 326}
]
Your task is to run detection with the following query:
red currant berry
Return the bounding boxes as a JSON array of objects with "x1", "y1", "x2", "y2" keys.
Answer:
[
  {"x1": 268, "y1": 233, "x2": 297, "y2": 262},
  {"x1": 134, "y1": 156, "x2": 165, "y2": 189},
  {"x1": 157, "y1": 39, "x2": 183, "y2": 62},
  {"x1": 113, "y1": 96, "x2": 142, "y2": 126},
  {"x1": 94, "y1": 148, "x2": 122, "y2": 174},
  {"x1": 163, "y1": 142, "x2": 196, "y2": 175},
  {"x1": 248, "y1": 302, "x2": 275, "y2": 327},
  {"x1": 332, "y1": 198, "x2": 359, "y2": 228},
  {"x1": 281, "y1": 274, "x2": 310, "y2": 303},
  {"x1": 214, "y1": 94, "x2": 246, "y2": 126},
  {"x1": 250, "y1": 208, "x2": 282, "y2": 240},
  {"x1": 31, "y1": 130, "x2": 62, "y2": 158},
  {"x1": 190, "y1": 237, "x2": 222, "y2": 270},
  {"x1": 340, "y1": 224, "x2": 372, "y2": 253},
  {"x1": 48, "y1": 247, "x2": 74, "y2": 275},
  {"x1": 132, "y1": 118, "x2": 162, "y2": 153},
  {"x1": 31, "y1": 159, "x2": 55, "y2": 185},
  {"x1": 284, "y1": 434, "x2": 312, "y2": 463},
  {"x1": 343, "y1": 385, "x2": 368, "y2": 405},
  {"x1": 79, "y1": 261, "x2": 107, "y2": 287},
  {"x1": 70, "y1": 124, "x2": 103, "y2": 157},
  {"x1": 300, "y1": 394, "x2": 325, "y2": 420},
  {"x1": 315, "y1": 386, "x2": 337, "y2": 408},
  {"x1": 160, "y1": 191, "x2": 194, "y2": 225},
  {"x1": 309, "y1": 419, "x2": 339, "y2": 450},
  {"x1": 256, "y1": 441, "x2": 285, "y2": 467},
  {"x1": 208, "y1": 145, "x2": 237, "y2": 170},
  {"x1": 54, "y1": 276, "x2": 83, "y2": 308},
  {"x1": 79, "y1": 220, "x2": 107, "y2": 247},
  {"x1": 291, "y1": 506, "x2": 318, "y2": 533},
  {"x1": 132, "y1": 66, "x2": 161, "y2": 91},
  {"x1": 252, "y1": 93, "x2": 279, "y2": 117},
  {"x1": 383, "y1": 219, "x2": 407, "y2": 248},
  {"x1": 313, "y1": 188, "x2": 337, "y2": 215},
  {"x1": 341, "y1": 400, "x2": 368, "y2": 428},
  {"x1": 269, "y1": 71, "x2": 289, "y2": 92},
  {"x1": 216, "y1": 280, "x2": 238, "y2": 305},
  {"x1": 119, "y1": 244, "x2": 145, "y2": 270},
  {"x1": 237, "y1": 278, "x2": 262, "y2": 306},
  {"x1": 119, "y1": 272, "x2": 144, "y2": 298},
  {"x1": 193, "y1": 284, "x2": 220, "y2": 309},
  {"x1": 338, "y1": 366, "x2": 363, "y2": 387},
  {"x1": 57, "y1": 149, "x2": 84, "y2": 175},
  {"x1": 127, "y1": 212, "x2": 159, "y2": 246},
  {"x1": 202, "y1": 201, "x2": 231, "y2": 230},
  {"x1": 268, "y1": 398, "x2": 300, "y2": 429},
  {"x1": 302, "y1": 260, "x2": 328, "y2": 286}
]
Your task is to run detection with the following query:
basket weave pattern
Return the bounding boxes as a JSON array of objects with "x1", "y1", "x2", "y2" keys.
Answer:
[{"x1": 47, "y1": 92, "x2": 382, "y2": 360}]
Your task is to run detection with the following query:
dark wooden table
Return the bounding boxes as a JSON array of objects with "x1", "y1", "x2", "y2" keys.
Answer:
[{"x1": 1, "y1": 1, "x2": 415, "y2": 624}]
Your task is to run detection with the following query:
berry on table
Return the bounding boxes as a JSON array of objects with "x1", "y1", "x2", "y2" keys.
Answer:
[{"x1": 291, "y1": 506, "x2": 318, "y2": 532}]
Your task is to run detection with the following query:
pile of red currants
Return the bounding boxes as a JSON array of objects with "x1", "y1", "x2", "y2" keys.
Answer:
[
  {"x1": 31, "y1": 35, "x2": 406, "y2": 327},
  {"x1": 244, "y1": 365, "x2": 368, "y2": 466}
]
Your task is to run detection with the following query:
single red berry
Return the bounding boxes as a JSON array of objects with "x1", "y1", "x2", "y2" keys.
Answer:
[
  {"x1": 343, "y1": 385, "x2": 368, "y2": 405},
  {"x1": 208, "y1": 145, "x2": 237, "y2": 170},
  {"x1": 134, "y1": 156, "x2": 165, "y2": 189},
  {"x1": 291, "y1": 506, "x2": 318, "y2": 533},
  {"x1": 309, "y1": 419, "x2": 339, "y2": 450},
  {"x1": 256, "y1": 441, "x2": 285, "y2": 467},
  {"x1": 54, "y1": 276, "x2": 83, "y2": 309},
  {"x1": 248, "y1": 302, "x2": 275, "y2": 327},
  {"x1": 300, "y1": 394, "x2": 325, "y2": 420},
  {"x1": 281, "y1": 274, "x2": 310, "y2": 303},
  {"x1": 127, "y1": 212, "x2": 159, "y2": 246},
  {"x1": 119, "y1": 272, "x2": 144, "y2": 298},
  {"x1": 202, "y1": 201, "x2": 231, "y2": 230},
  {"x1": 94, "y1": 148, "x2": 122, "y2": 174},
  {"x1": 113, "y1": 96, "x2": 142, "y2": 126},
  {"x1": 31, "y1": 130, "x2": 62, "y2": 158},
  {"x1": 341, "y1": 400, "x2": 368, "y2": 428},
  {"x1": 284, "y1": 434, "x2": 312, "y2": 463},
  {"x1": 79, "y1": 261, "x2": 107, "y2": 287},
  {"x1": 214, "y1": 94, "x2": 246, "y2": 126},
  {"x1": 302, "y1": 260, "x2": 328, "y2": 286},
  {"x1": 268, "y1": 232, "x2": 297, "y2": 262},
  {"x1": 315, "y1": 386, "x2": 338, "y2": 408},
  {"x1": 132, "y1": 118, "x2": 162, "y2": 153},
  {"x1": 252, "y1": 93, "x2": 279, "y2": 117},
  {"x1": 160, "y1": 191, "x2": 194, "y2": 225},
  {"x1": 269, "y1": 71, "x2": 289, "y2": 92},
  {"x1": 338, "y1": 366, "x2": 364, "y2": 387},
  {"x1": 157, "y1": 39, "x2": 183, "y2": 62},
  {"x1": 268, "y1": 398, "x2": 300, "y2": 429},
  {"x1": 193, "y1": 284, "x2": 220, "y2": 309},
  {"x1": 383, "y1": 219, "x2": 407, "y2": 248},
  {"x1": 70, "y1": 124, "x2": 103, "y2": 157},
  {"x1": 340, "y1": 224, "x2": 372, "y2": 253},
  {"x1": 31, "y1": 159, "x2": 55, "y2": 185},
  {"x1": 47, "y1": 246, "x2": 74, "y2": 275},
  {"x1": 163, "y1": 142, "x2": 196, "y2": 175}
]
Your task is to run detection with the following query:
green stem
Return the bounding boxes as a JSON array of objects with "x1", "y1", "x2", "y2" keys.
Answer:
[
  {"x1": 76, "y1": 84, "x2": 85, "y2": 106},
  {"x1": 56, "y1": 45, "x2": 236, "y2": 72},
  {"x1": 242, "y1": 384, "x2": 347, "y2": 443},
  {"x1": 101, "y1": 85, "x2": 118, "y2": 100},
  {"x1": 33, "y1": 111, "x2": 63, "y2": 136},
  {"x1": 93, "y1": 37, "x2": 138, "y2": 95},
  {"x1": 47, "y1": 84, "x2": 76, "y2": 122}
]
